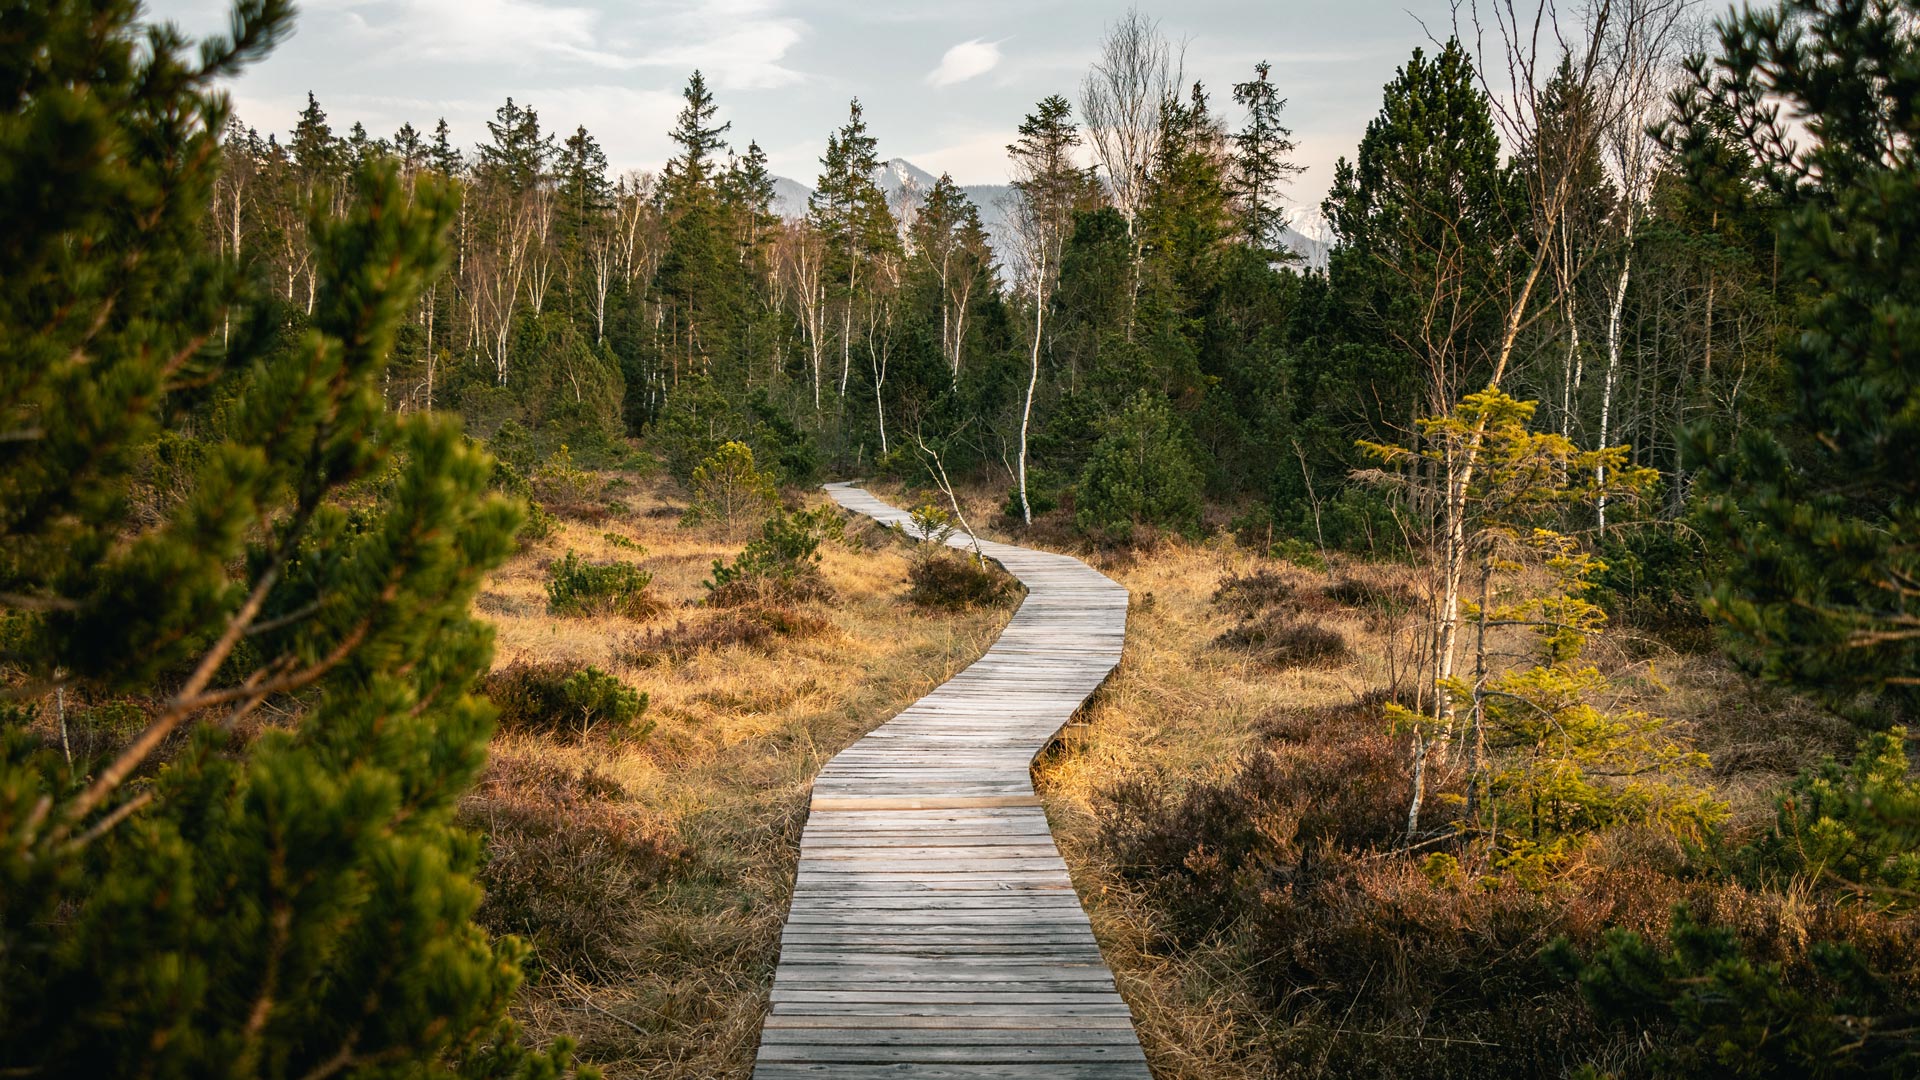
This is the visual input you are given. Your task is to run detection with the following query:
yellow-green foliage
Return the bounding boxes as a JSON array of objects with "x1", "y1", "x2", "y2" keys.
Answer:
[
  {"x1": 1375, "y1": 392, "x2": 1721, "y2": 876},
  {"x1": 682, "y1": 441, "x2": 778, "y2": 533}
]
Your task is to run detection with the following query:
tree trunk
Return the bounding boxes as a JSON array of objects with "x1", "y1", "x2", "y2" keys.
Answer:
[
  {"x1": 1598, "y1": 231, "x2": 1634, "y2": 533},
  {"x1": 1017, "y1": 256, "x2": 1047, "y2": 526}
]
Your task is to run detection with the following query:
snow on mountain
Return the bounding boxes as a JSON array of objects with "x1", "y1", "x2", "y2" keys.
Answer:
[{"x1": 769, "y1": 157, "x2": 1327, "y2": 271}]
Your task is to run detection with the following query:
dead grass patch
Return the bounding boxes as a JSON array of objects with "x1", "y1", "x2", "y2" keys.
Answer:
[{"x1": 621, "y1": 606, "x2": 832, "y2": 667}]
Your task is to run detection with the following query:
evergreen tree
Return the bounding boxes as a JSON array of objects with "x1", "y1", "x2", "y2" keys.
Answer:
[
  {"x1": 429, "y1": 116, "x2": 464, "y2": 176},
  {"x1": 723, "y1": 139, "x2": 779, "y2": 260},
  {"x1": 1676, "y1": 0, "x2": 1920, "y2": 713},
  {"x1": 1229, "y1": 60, "x2": 1303, "y2": 256},
  {"x1": 477, "y1": 97, "x2": 553, "y2": 194},
  {"x1": 1323, "y1": 39, "x2": 1510, "y2": 416},
  {"x1": 1007, "y1": 94, "x2": 1101, "y2": 244},
  {"x1": 655, "y1": 71, "x2": 745, "y2": 382},
  {"x1": 1557, "y1": 4, "x2": 1920, "y2": 1072},
  {"x1": 661, "y1": 70, "x2": 730, "y2": 211},
  {"x1": 289, "y1": 90, "x2": 339, "y2": 180},
  {"x1": 1076, "y1": 390, "x2": 1204, "y2": 539},
  {"x1": 908, "y1": 174, "x2": 995, "y2": 386},
  {"x1": 0, "y1": 0, "x2": 576, "y2": 1075},
  {"x1": 557, "y1": 124, "x2": 611, "y2": 241},
  {"x1": 810, "y1": 99, "x2": 897, "y2": 404},
  {"x1": 345, "y1": 119, "x2": 374, "y2": 165},
  {"x1": 393, "y1": 120, "x2": 427, "y2": 173}
]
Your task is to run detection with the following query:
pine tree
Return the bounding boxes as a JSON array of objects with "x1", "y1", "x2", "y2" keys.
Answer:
[
  {"x1": 392, "y1": 120, "x2": 427, "y2": 173},
  {"x1": 1555, "y1": 5, "x2": 1920, "y2": 1071},
  {"x1": 1008, "y1": 94, "x2": 1100, "y2": 245},
  {"x1": 345, "y1": 119, "x2": 374, "y2": 165},
  {"x1": 1674, "y1": 1, "x2": 1920, "y2": 713},
  {"x1": 1323, "y1": 39, "x2": 1510, "y2": 415},
  {"x1": 1229, "y1": 60, "x2": 1303, "y2": 256},
  {"x1": 1076, "y1": 390, "x2": 1204, "y2": 539},
  {"x1": 1, "y1": 0, "x2": 580, "y2": 1077}
]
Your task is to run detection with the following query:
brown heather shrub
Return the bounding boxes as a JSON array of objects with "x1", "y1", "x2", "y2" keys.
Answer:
[
  {"x1": 907, "y1": 551, "x2": 1020, "y2": 610},
  {"x1": 622, "y1": 605, "x2": 831, "y2": 666},
  {"x1": 1213, "y1": 609, "x2": 1350, "y2": 668},
  {"x1": 1322, "y1": 574, "x2": 1420, "y2": 629},
  {"x1": 463, "y1": 754, "x2": 685, "y2": 976},
  {"x1": 1094, "y1": 701, "x2": 1409, "y2": 940},
  {"x1": 1211, "y1": 567, "x2": 1299, "y2": 616},
  {"x1": 704, "y1": 573, "x2": 834, "y2": 609}
]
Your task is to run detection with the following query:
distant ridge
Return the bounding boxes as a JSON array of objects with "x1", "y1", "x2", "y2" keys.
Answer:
[{"x1": 771, "y1": 156, "x2": 1327, "y2": 270}]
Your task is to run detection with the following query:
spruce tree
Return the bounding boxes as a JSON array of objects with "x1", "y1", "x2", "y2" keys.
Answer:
[
  {"x1": 0, "y1": 0, "x2": 576, "y2": 1075},
  {"x1": 477, "y1": 97, "x2": 552, "y2": 195},
  {"x1": 1229, "y1": 60, "x2": 1303, "y2": 256},
  {"x1": 557, "y1": 124, "x2": 611, "y2": 242},
  {"x1": 661, "y1": 70, "x2": 730, "y2": 209},
  {"x1": 429, "y1": 117, "x2": 464, "y2": 177},
  {"x1": 290, "y1": 90, "x2": 338, "y2": 180},
  {"x1": 655, "y1": 71, "x2": 745, "y2": 380}
]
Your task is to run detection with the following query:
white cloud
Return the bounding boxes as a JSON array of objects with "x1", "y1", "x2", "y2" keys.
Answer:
[
  {"x1": 623, "y1": 1, "x2": 806, "y2": 90},
  {"x1": 311, "y1": 0, "x2": 805, "y2": 87},
  {"x1": 926, "y1": 38, "x2": 1001, "y2": 88}
]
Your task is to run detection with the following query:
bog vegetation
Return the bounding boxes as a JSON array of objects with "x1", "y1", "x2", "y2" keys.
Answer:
[{"x1": 3, "y1": 0, "x2": 1918, "y2": 1077}]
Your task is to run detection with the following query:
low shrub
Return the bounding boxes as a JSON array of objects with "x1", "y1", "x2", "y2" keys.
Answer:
[
  {"x1": 622, "y1": 605, "x2": 831, "y2": 666},
  {"x1": 1323, "y1": 575, "x2": 1416, "y2": 613},
  {"x1": 546, "y1": 550, "x2": 661, "y2": 618},
  {"x1": 1214, "y1": 609, "x2": 1349, "y2": 668},
  {"x1": 907, "y1": 551, "x2": 1019, "y2": 610},
  {"x1": 482, "y1": 661, "x2": 652, "y2": 743},
  {"x1": 1095, "y1": 701, "x2": 1408, "y2": 939},
  {"x1": 602, "y1": 531, "x2": 645, "y2": 552},
  {"x1": 681, "y1": 441, "x2": 779, "y2": 534},
  {"x1": 705, "y1": 505, "x2": 843, "y2": 608},
  {"x1": 530, "y1": 443, "x2": 616, "y2": 522},
  {"x1": 463, "y1": 754, "x2": 683, "y2": 975},
  {"x1": 1211, "y1": 568, "x2": 1300, "y2": 616}
]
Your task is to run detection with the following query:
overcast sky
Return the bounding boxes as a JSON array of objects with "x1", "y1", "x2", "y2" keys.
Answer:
[{"x1": 150, "y1": 0, "x2": 1467, "y2": 231}]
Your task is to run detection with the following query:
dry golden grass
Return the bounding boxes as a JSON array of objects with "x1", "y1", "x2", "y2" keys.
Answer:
[
  {"x1": 465, "y1": 474, "x2": 1013, "y2": 1077},
  {"x1": 472, "y1": 470, "x2": 1858, "y2": 1078}
]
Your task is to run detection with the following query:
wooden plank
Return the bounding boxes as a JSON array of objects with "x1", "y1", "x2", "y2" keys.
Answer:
[
  {"x1": 811, "y1": 796, "x2": 1044, "y2": 811},
  {"x1": 751, "y1": 485, "x2": 1148, "y2": 1080}
]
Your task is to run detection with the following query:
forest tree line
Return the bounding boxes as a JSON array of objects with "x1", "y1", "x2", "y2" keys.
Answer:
[{"x1": 205, "y1": 2, "x2": 1773, "y2": 557}]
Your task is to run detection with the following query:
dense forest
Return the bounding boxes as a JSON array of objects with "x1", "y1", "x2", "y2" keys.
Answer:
[{"x1": 4, "y1": 0, "x2": 1918, "y2": 1076}]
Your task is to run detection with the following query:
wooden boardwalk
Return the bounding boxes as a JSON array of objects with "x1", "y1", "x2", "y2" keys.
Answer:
[{"x1": 751, "y1": 483, "x2": 1148, "y2": 1079}]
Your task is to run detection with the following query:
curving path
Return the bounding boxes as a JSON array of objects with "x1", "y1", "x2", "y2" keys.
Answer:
[{"x1": 750, "y1": 483, "x2": 1148, "y2": 1079}]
